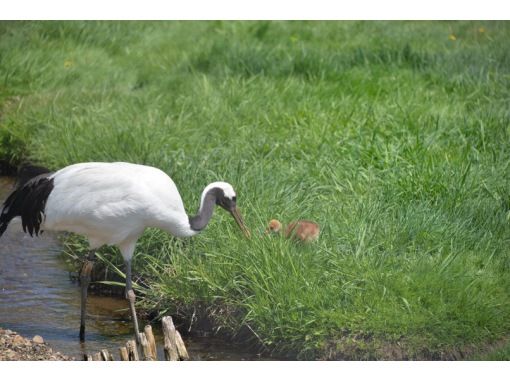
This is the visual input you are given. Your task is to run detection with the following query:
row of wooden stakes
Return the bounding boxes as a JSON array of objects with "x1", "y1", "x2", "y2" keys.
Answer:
[{"x1": 84, "y1": 316, "x2": 189, "y2": 361}]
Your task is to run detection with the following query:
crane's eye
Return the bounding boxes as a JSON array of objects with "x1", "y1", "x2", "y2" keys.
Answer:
[{"x1": 217, "y1": 195, "x2": 230, "y2": 209}]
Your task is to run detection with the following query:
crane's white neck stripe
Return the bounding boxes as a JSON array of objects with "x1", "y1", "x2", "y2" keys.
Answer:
[{"x1": 199, "y1": 182, "x2": 236, "y2": 211}]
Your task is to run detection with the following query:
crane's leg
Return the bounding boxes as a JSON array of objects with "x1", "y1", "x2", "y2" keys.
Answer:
[
  {"x1": 79, "y1": 250, "x2": 96, "y2": 341},
  {"x1": 125, "y1": 259, "x2": 141, "y2": 343}
]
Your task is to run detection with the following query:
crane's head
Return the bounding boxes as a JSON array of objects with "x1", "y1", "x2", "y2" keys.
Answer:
[
  {"x1": 205, "y1": 182, "x2": 251, "y2": 238},
  {"x1": 265, "y1": 219, "x2": 282, "y2": 234}
]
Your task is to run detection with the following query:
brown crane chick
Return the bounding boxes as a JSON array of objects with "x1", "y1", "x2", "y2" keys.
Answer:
[{"x1": 265, "y1": 219, "x2": 320, "y2": 242}]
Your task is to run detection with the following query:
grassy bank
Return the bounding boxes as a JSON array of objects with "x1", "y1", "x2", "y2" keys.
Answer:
[{"x1": 1, "y1": 21, "x2": 509, "y2": 359}]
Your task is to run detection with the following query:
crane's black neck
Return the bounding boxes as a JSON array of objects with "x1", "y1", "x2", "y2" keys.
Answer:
[{"x1": 188, "y1": 187, "x2": 223, "y2": 231}]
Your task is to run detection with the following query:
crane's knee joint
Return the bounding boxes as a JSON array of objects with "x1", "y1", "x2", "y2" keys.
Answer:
[
  {"x1": 80, "y1": 262, "x2": 94, "y2": 275},
  {"x1": 80, "y1": 261, "x2": 94, "y2": 282},
  {"x1": 126, "y1": 289, "x2": 136, "y2": 303}
]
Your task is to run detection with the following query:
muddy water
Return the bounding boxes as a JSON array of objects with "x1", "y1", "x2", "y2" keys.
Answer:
[{"x1": 0, "y1": 177, "x2": 267, "y2": 360}]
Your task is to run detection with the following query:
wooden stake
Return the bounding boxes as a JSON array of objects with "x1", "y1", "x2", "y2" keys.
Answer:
[
  {"x1": 144, "y1": 325, "x2": 158, "y2": 360},
  {"x1": 126, "y1": 339, "x2": 139, "y2": 361},
  {"x1": 162, "y1": 316, "x2": 179, "y2": 361},
  {"x1": 119, "y1": 346, "x2": 129, "y2": 361},
  {"x1": 101, "y1": 349, "x2": 114, "y2": 361},
  {"x1": 175, "y1": 330, "x2": 189, "y2": 360},
  {"x1": 138, "y1": 331, "x2": 154, "y2": 361}
]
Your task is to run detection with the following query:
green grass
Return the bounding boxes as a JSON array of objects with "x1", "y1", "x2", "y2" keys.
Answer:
[
  {"x1": 473, "y1": 340, "x2": 510, "y2": 360},
  {"x1": 1, "y1": 21, "x2": 509, "y2": 359}
]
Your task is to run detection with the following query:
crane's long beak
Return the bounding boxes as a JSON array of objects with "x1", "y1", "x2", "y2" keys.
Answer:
[{"x1": 230, "y1": 206, "x2": 251, "y2": 238}]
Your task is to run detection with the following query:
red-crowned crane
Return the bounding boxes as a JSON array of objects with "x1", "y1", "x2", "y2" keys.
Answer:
[{"x1": 0, "y1": 162, "x2": 250, "y2": 342}]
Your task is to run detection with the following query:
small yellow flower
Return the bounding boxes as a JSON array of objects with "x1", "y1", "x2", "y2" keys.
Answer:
[
  {"x1": 478, "y1": 27, "x2": 485, "y2": 33},
  {"x1": 64, "y1": 59, "x2": 74, "y2": 69},
  {"x1": 448, "y1": 34, "x2": 457, "y2": 41}
]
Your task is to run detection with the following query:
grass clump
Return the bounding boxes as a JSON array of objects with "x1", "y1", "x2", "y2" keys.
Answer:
[{"x1": 1, "y1": 21, "x2": 509, "y2": 359}]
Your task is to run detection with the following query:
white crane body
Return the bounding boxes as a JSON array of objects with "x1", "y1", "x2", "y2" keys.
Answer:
[{"x1": 43, "y1": 162, "x2": 197, "y2": 258}]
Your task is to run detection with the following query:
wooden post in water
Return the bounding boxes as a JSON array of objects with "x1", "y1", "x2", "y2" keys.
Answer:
[
  {"x1": 126, "y1": 339, "x2": 140, "y2": 361},
  {"x1": 175, "y1": 330, "x2": 189, "y2": 360},
  {"x1": 162, "y1": 316, "x2": 179, "y2": 361},
  {"x1": 138, "y1": 331, "x2": 154, "y2": 361},
  {"x1": 162, "y1": 316, "x2": 189, "y2": 361},
  {"x1": 119, "y1": 346, "x2": 129, "y2": 361},
  {"x1": 145, "y1": 325, "x2": 157, "y2": 359},
  {"x1": 101, "y1": 349, "x2": 114, "y2": 361}
]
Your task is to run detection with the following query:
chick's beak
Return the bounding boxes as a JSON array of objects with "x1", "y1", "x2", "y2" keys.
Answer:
[{"x1": 230, "y1": 206, "x2": 251, "y2": 238}]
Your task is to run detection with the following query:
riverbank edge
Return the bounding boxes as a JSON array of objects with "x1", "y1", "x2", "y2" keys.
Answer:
[{"x1": 0, "y1": 327, "x2": 73, "y2": 361}]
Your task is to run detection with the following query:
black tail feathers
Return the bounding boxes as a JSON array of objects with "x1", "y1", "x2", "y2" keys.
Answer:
[
  {"x1": 16, "y1": 164, "x2": 52, "y2": 188},
  {"x1": 0, "y1": 172, "x2": 54, "y2": 238}
]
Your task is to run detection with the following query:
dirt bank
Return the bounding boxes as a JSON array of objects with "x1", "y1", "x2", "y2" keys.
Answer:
[{"x1": 0, "y1": 327, "x2": 72, "y2": 361}]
